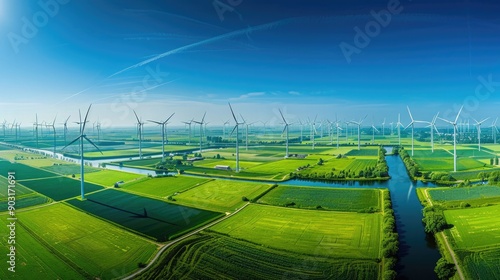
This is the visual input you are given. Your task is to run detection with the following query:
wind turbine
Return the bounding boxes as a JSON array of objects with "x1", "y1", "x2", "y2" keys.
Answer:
[
  {"x1": 371, "y1": 123, "x2": 379, "y2": 144},
  {"x1": 279, "y1": 109, "x2": 290, "y2": 158},
  {"x1": 148, "y1": 113, "x2": 175, "y2": 162},
  {"x1": 240, "y1": 115, "x2": 256, "y2": 151},
  {"x1": 229, "y1": 103, "x2": 244, "y2": 172},
  {"x1": 423, "y1": 112, "x2": 440, "y2": 153},
  {"x1": 96, "y1": 121, "x2": 101, "y2": 142},
  {"x1": 309, "y1": 116, "x2": 318, "y2": 150},
  {"x1": 46, "y1": 116, "x2": 57, "y2": 158},
  {"x1": 382, "y1": 118, "x2": 386, "y2": 136},
  {"x1": 491, "y1": 118, "x2": 499, "y2": 144},
  {"x1": 396, "y1": 113, "x2": 404, "y2": 146},
  {"x1": 390, "y1": 122, "x2": 394, "y2": 136},
  {"x1": 33, "y1": 114, "x2": 42, "y2": 148},
  {"x1": 192, "y1": 112, "x2": 206, "y2": 153},
  {"x1": 335, "y1": 119, "x2": 343, "y2": 149},
  {"x1": 438, "y1": 106, "x2": 463, "y2": 172},
  {"x1": 298, "y1": 119, "x2": 304, "y2": 143},
  {"x1": 350, "y1": 115, "x2": 367, "y2": 150},
  {"x1": 223, "y1": 120, "x2": 230, "y2": 138},
  {"x1": 405, "y1": 106, "x2": 421, "y2": 157},
  {"x1": 1, "y1": 120, "x2": 6, "y2": 138},
  {"x1": 63, "y1": 105, "x2": 102, "y2": 200},
  {"x1": 472, "y1": 117, "x2": 490, "y2": 151},
  {"x1": 133, "y1": 110, "x2": 144, "y2": 159},
  {"x1": 60, "y1": 115, "x2": 70, "y2": 142},
  {"x1": 182, "y1": 120, "x2": 193, "y2": 145}
]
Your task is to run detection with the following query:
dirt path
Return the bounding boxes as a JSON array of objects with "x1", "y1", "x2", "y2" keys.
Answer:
[
  {"x1": 122, "y1": 202, "x2": 251, "y2": 280},
  {"x1": 423, "y1": 189, "x2": 465, "y2": 280}
]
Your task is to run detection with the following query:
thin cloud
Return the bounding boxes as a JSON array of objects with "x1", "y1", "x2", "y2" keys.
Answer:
[
  {"x1": 288, "y1": 91, "x2": 301, "y2": 96},
  {"x1": 230, "y1": 92, "x2": 266, "y2": 101}
]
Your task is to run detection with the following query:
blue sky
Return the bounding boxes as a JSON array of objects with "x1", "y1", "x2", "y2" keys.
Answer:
[{"x1": 0, "y1": 0, "x2": 499, "y2": 128}]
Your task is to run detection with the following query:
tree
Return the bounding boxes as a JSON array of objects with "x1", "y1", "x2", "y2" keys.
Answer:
[
  {"x1": 317, "y1": 158, "x2": 324, "y2": 165},
  {"x1": 434, "y1": 258, "x2": 456, "y2": 279},
  {"x1": 422, "y1": 206, "x2": 448, "y2": 234}
]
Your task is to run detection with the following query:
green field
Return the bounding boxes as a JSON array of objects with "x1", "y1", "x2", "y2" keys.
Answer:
[
  {"x1": 7, "y1": 203, "x2": 158, "y2": 279},
  {"x1": 67, "y1": 189, "x2": 223, "y2": 241},
  {"x1": 81, "y1": 169, "x2": 145, "y2": 186},
  {"x1": 0, "y1": 160, "x2": 61, "y2": 180},
  {"x1": 137, "y1": 232, "x2": 379, "y2": 280},
  {"x1": 412, "y1": 148, "x2": 492, "y2": 173},
  {"x1": 173, "y1": 180, "x2": 271, "y2": 212},
  {"x1": 443, "y1": 205, "x2": 500, "y2": 279},
  {"x1": 18, "y1": 176, "x2": 104, "y2": 201},
  {"x1": 122, "y1": 176, "x2": 211, "y2": 198},
  {"x1": 258, "y1": 186, "x2": 381, "y2": 212},
  {"x1": 211, "y1": 204, "x2": 381, "y2": 259},
  {"x1": 428, "y1": 185, "x2": 500, "y2": 207},
  {"x1": 41, "y1": 164, "x2": 101, "y2": 175}
]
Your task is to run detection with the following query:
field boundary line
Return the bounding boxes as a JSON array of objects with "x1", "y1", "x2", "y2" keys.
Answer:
[
  {"x1": 122, "y1": 202, "x2": 251, "y2": 280},
  {"x1": 423, "y1": 189, "x2": 465, "y2": 280}
]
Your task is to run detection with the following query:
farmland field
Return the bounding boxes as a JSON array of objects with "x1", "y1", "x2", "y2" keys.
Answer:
[
  {"x1": 173, "y1": 180, "x2": 271, "y2": 212},
  {"x1": 258, "y1": 186, "x2": 381, "y2": 212},
  {"x1": 0, "y1": 160, "x2": 61, "y2": 180},
  {"x1": 345, "y1": 148, "x2": 379, "y2": 157},
  {"x1": 67, "y1": 189, "x2": 223, "y2": 241},
  {"x1": 42, "y1": 164, "x2": 100, "y2": 175},
  {"x1": 122, "y1": 176, "x2": 212, "y2": 197},
  {"x1": 211, "y1": 204, "x2": 381, "y2": 259},
  {"x1": 81, "y1": 169, "x2": 145, "y2": 186},
  {"x1": 18, "y1": 176, "x2": 104, "y2": 201},
  {"x1": 0, "y1": 174, "x2": 50, "y2": 210},
  {"x1": 137, "y1": 232, "x2": 379, "y2": 280},
  {"x1": 443, "y1": 205, "x2": 500, "y2": 279},
  {"x1": 428, "y1": 185, "x2": 500, "y2": 206},
  {"x1": 245, "y1": 159, "x2": 316, "y2": 179},
  {"x1": 12, "y1": 203, "x2": 157, "y2": 279}
]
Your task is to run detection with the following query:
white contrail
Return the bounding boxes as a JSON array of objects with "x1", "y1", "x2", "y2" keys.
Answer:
[{"x1": 107, "y1": 18, "x2": 295, "y2": 78}]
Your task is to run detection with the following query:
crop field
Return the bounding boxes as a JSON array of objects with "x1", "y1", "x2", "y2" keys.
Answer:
[
  {"x1": 81, "y1": 169, "x2": 145, "y2": 186},
  {"x1": 345, "y1": 148, "x2": 379, "y2": 157},
  {"x1": 194, "y1": 158, "x2": 262, "y2": 169},
  {"x1": 0, "y1": 216, "x2": 84, "y2": 280},
  {"x1": 297, "y1": 158, "x2": 378, "y2": 178},
  {"x1": 12, "y1": 203, "x2": 157, "y2": 279},
  {"x1": 67, "y1": 189, "x2": 223, "y2": 241},
  {"x1": 258, "y1": 186, "x2": 381, "y2": 212},
  {"x1": 443, "y1": 205, "x2": 500, "y2": 279},
  {"x1": 121, "y1": 176, "x2": 212, "y2": 197},
  {"x1": 173, "y1": 180, "x2": 271, "y2": 212},
  {"x1": 0, "y1": 160, "x2": 61, "y2": 180},
  {"x1": 245, "y1": 159, "x2": 317, "y2": 179},
  {"x1": 137, "y1": 232, "x2": 379, "y2": 280},
  {"x1": 116, "y1": 157, "x2": 162, "y2": 168},
  {"x1": 429, "y1": 185, "x2": 500, "y2": 206},
  {"x1": 18, "y1": 176, "x2": 104, "y2": 201},
  {"x1": 41, "y1": 164, "x2": 101, "y2": 175},
  {"x1": 211, "y1": 204, "x2": 381, "y2": 259},
  {"x1": 0, "y1": 176, "x2": 50, "y2": 210}
]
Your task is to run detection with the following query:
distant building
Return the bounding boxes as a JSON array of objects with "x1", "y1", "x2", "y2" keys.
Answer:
[
  {"x1": 187, "y1": 157, "x2": 203, "y2": 162},
  {"x1": 215, "y1": 165, "x2": 231, "y2": 171}
]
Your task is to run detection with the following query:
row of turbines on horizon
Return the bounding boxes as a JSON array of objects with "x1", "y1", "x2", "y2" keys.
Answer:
[{"x1": 0, "y1": 104, "x2": 498, "y2": 200}]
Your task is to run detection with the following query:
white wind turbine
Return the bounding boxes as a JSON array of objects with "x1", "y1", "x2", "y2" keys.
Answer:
[
  {"x1": 382, "y1": 118, "x2": 386, "y2": 136},
  {"x1": 423, "y1": 112, "x2": 440, "y2": 153},
  {"x1": 148, "y1": 113, "x2": 175, "y2": 162},
  {"x1": 472, "y1": 116, "x2": 490, "y2": 151},
  {"x1": 133, "y1": 110, "x2": 144, "y2": 159},
  {"x1": 335, "y1": 119, "x2": 343, "y2": 149},
  {"x1": 63, "y1": 104, "x2": 102, "y2": 200},
  {"x1": 229, "y1": 103, "x2": 244, "y2": 172},
  {"x1": 396, "y1": 114, "x2": 403, "y2": 145},
  {"x1": 371, "y1": 123, "x2": 379, "y2": 144},
  {"x1": 350, "y1": 115, "x2": 367, "y2": 150},
  {"x1": 438, "y1": 106, "x2": 464, "y2": 172},
  {"x1": 192, "y1": 112, "x2": 206, "y2": 153},
  {"x1": 309, "y1": 116, "x2": 318, "y2": 150},
  {"x1": 182, "y1": 119, "x2": 193, "y2": 145},
  {"x1": 279, "y1": 109, "x2": 291, "y2": 158},
  {"x1": 491, "y1": 118, "x2": 499, "y2": 144},
  {"x1": 405, "y1": 106, "x2": 426, "y2": 156}
]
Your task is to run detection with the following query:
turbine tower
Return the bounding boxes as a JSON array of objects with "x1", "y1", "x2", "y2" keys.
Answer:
[
  {"x1": 61, "y1": 115, "x2": 70, "y2": 142},
  {"x1": 309, "y1": 116, "x2": 318, "y2": 150},
  {"x1": 382, "y1": 118, "x2": 386, "y2": 136},
  {"x1": 396, "y1": 114, "x2": 403, "y2": 146},
  {"x1": 335, "y1": 119, "x2": 343, "y2": 149},
  {"x1": 491, "y1": 118, "x2": 499, "y2": 144},
  {"x1": 472, "y1": 117, "x2": 490, "y2": 151},
  {"x1": 33, "y1": 114, "x2": 42, "y2": 148},
  {"x1": 63, "y1": 105, "x2": 102, "y2": 200},
  {"x1": 423, "y1": 112, "x2": 440, "y2": 153},
  {"x1": 439, "y1": 106, "x2": 463, "y2": 172},
  {"x1": 148, "y1": 112, "x2": 175, "y2": 162},
  {"x1": 46, "y1": 116, "x2": 57, "y2": 158},
  {"x1": 133, "y1": 110, "x2": 144, "y2": 159},
  {"x1": 279, "y1": 109, "x2": 290, "y2": 158},
  {"x1": 229, "y1": 103, "x2": 244, "y2": 172},
  {"x1": 371, "y1": 124, "x2": 379, "y2": 144},
  {"x1": 182, "y1": 119, "x2": 193, "y2": 145},
  {"x1": 192, "y1": 112, "x2": 206, "y2": 153}
]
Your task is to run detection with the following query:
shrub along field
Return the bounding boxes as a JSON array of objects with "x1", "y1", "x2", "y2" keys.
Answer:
[
  {"x1": 3, "y1": 203, "x2": 158, "y2": 280},
  {"x1": 173, "y1": 180, "x2": 272, "y2": 212},
  {"x1": 136, "y1": 232, "x2": 379, "y2": 280},
  {"x1": 67, "y1": 189, "x2": 223, "y2": 241},
  {"x1": 211, "y1": 204, "x2": 381, "y2": 260},
  {"x1": 258, "y1": 185, "x2": 381, "y2": 212}
]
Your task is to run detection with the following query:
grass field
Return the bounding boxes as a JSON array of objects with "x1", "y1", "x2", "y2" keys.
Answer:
[
  {"x1": 211, "y1": 204, "x2": 381, "y2": 259},
  {"x1": 245, "y1": 159, "x2": 316, "y2": 180},
  {"x1": 443, "y1": 205, "x2": 500, "y2": 279},
  {"x1": 173, "y1": 180, "x2": 272, "y2": 212},
  {"x1": 9, "y1": 203, "x2": 158, "y2": 279},
  {"x1": 81, "y1": 169, "x2": 145, "y2": 186},
  {"x1": 67, "y1": 189, "x2": 223, "y2": 241},
  {"x1": 18, "y1": 176, "x2": 104, "y2": 201},
  {"x1": 121, "y1": 176, "x2": 211, "y2": 198},
  {"x1": 136, "y1": 232, "x2": 379, "y2": 280},
  {"x1": 428, "y1": 185, "x2": 500, "y2": 207},
  {"x1": 258, "y1": 186, "x2": 381, "y2": 212},
  {"x1": 42, "y1": 164, "x2": 101, "y2": 175},
  {"x1": 0, "y1": 160, "x2": 60, "y2": 180}
]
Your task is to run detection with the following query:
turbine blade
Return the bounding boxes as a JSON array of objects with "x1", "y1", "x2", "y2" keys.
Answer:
[
  {"x1": 278, "y1": 109, "x2": 287, "y2": 124},
  {"x1": 83, "y1": 135, "x2": 103, "y2": 154},
  {"x1": 454, "y1": 105, "x2": 464, "y2": 124},
  {"x1": 228, "y1": 102, "x2": 238, "y2": 123},
  {"x1": 133, "y1": 110, "x2": 140, "y2": 123},
  {"x1": 165, "y1": 112, "x2": 175, "y2": 123},
  {"x1": 438, "y1": 117, "x2": 454, "y2": 125},
  {"x1": 62, "y1": 136, "x2": 81, "y2": 150},
  {"x1": 148, "y1": 120, "x2": 162, "y2": 125},
  {"x1": 201, "y1": 112, "x2": 206, "y2": 124},
  {"x1": 82, "y1": 104, "x2": 93, "y2": 132},
  {"x1": 407, "y1": 106, "x2": 414, "y2": 121},
  {"x1": 230, "y1": 125, "x2": 238, "y2": 137}
]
